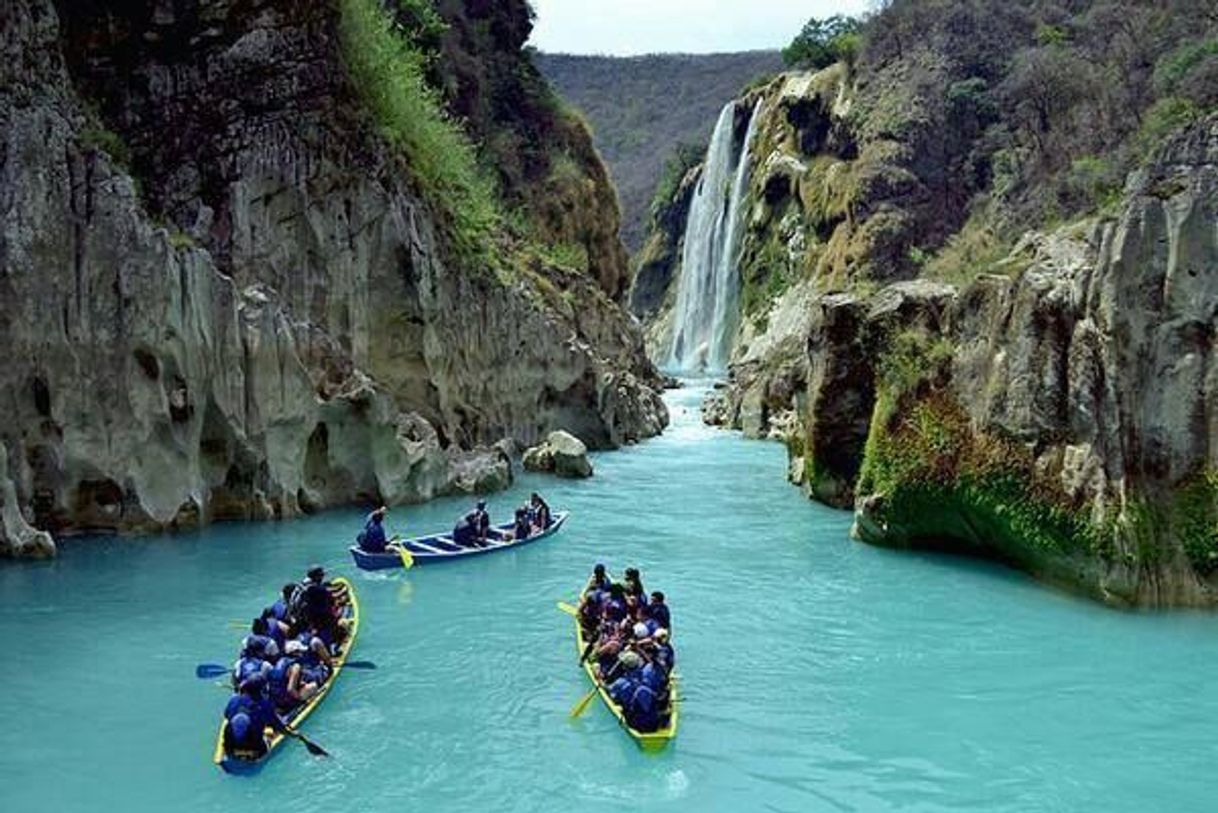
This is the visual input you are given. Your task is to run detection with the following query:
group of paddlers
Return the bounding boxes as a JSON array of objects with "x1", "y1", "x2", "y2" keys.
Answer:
[
  {"x1": 578, "y1": 565, "x2": 675, "y2": 733},
  {"x1": 221, "y1": 566, "x2": 352, "y2": 757},
  {"x1": 356, "y1": 493, "x2": 553, "y2": 554}
]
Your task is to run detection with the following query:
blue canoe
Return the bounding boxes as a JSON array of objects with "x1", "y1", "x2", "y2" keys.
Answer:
[{"x1": 348, "y1": 512, "x2": 569, "y2": 570}]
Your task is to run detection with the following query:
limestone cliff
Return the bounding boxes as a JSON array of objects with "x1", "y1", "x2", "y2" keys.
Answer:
[
  {"x1": 639, "y1": 16, "x2": 1218, "y2": 604},
  {"x1": 693, "y1": 79, "x2": 1218, "y2": 605},
  {"x1": 0, "y1": 0, "x2": 665, "y2": 550}
]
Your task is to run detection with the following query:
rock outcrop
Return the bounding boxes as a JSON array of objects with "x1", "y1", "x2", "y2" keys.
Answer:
[
  {"x1": 0, "y1": 445, "x2": 55, "y2": 559},
  {"x1": 0, "y1": 0, "x2": 665, "y2": 550},
  {"x1": 781, "y1": 115, "x2": 1218, "y2": 607},
  {"x1": 523, "y1": 431, "x2": 594, "y2": 479}
]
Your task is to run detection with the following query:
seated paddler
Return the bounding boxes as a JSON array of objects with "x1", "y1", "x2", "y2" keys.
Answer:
[{"x1": 357, "y1": 506, "x2": 395, "y2": 553}]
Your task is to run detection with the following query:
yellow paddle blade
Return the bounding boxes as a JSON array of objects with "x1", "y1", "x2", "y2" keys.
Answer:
[
  {"x1": 569, "y1": 687, "x2": 598, "y2": 718},
  {"x1": 556, "y1": 601, "x2": 578, "y2": 616},
  {"x1": 397, "y1": 545, "x2": 414, "y2": 570}
]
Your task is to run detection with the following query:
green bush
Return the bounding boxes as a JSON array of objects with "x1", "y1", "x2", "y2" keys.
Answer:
[
  {"x1": 1154, "y1": 39, "x2": 1218, "y2": 96},
  {"x1": 782, "y1": 16, "x2": 863, "y2": 71},
  {"x1": 648, "y1": 141, "x2": 704, "y2": 224},
  {"x1": 79, "y1": 124, "x2": 131, "y2": 169},
  {"x1": 339, "y1": 0, "x2": 500, "y2": 264},
  {"x1": 1135, "y1": 97, "x2": 1201, "y2": 159}
]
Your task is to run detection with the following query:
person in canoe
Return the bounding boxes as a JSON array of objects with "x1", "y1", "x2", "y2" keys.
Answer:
[
  {"x1": 509, "y1": 507, "x2": 531, "y2": 542},
  {"x1": 529, "y1": 492, "x2": 551, "y2": 531},
  {"x1": 293, "y1": 566, "x2": 349, "y2": 645},
  {"x1": 622, "y1": 567, "x2": 646, "y2": 603},
  {"x1": 267, "y1": 640, "x2": 321, "y2": 711},
  {"x1": 223, "y1": 675, "x2": 287, "y2": 759},
  {"x1": 586, "y1": 563, "x2": 611, "y2": 593},
  {"x1": 356, "y1": 506, "x2": 403, "y2": 554},
  {"x1": 648, "y1": 591, "x2": 671, "y2": 631},
  {"x1": 452, "y1": 500, "x2": 491, "y2": 548}
]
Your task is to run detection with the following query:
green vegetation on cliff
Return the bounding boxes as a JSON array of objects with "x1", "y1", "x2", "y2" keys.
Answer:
[
  {"x1": 339, "y1": 0, "x2": 499, "y2": 262},
  {"x1": 856, "y1": 331, "x2": 1115, "y2": 575}
]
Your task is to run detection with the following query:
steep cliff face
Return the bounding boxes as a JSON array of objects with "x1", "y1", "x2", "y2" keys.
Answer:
[
  {"x1": 721, "y1": 106, "x2": 1218, "y2": 606},
  {"x1": 0, "y1": 0, "x2": 665, "y2": 548},
  {"x1": 639, "y1": 1, "x2": 1218, "y2": 604}
]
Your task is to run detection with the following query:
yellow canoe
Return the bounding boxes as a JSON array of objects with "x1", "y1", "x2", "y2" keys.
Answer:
[
  {"x1": 212, "y1": 576, "x2": 360, "y2": 773},
  {"x1": 573, "y1": 589, "x2": 678, "y2": 751}
]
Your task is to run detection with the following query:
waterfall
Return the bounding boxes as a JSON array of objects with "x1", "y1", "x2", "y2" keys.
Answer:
[{"x1": 667, "y1": 99, "x2": 763, "y2": 373}]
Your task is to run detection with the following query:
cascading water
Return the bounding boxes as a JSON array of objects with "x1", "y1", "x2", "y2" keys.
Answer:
[{"x1": 667, "y1": 99, "x2": 763, "y2": 373}]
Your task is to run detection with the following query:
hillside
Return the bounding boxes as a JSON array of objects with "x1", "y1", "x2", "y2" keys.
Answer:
[{"x1": 536, "y1": 50, "x2": 784, "y2": 253}]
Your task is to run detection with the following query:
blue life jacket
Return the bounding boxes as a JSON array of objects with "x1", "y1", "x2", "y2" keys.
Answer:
[
  {"x1": 608, "y1": 676, "x2": 635, "y2": 704},
  {"x1": 514, "y1": 520, "x2": 531, "y2": 540},
  {"x1": 225, "y1": 693, "x2": 280, "y2": 734},
  {"x1": 360, "y1": 518, "x2": 388, "y2": 553},
  {"x1": 655, "y1": 643, "x2": 675, "y2": 674},
  {"x1": 627, "y1": 684, "x2": 660, "y2": 732},
  {"x1": 452, "y1": 517, "x2": 474, "y2": 545},
  {"x1": 269, "y1": 599, "x2": 289, "y2": 622},
  {"x1": 268, "y1": 658, "x2": 296, "y2": 708},
  {"x1": 233, "y1": 656, "x2": 270, "y2": 686},
  {"x1": 242, "y1": 633, "x2": 278, "y2": 658},
  {"x1": 640, "y1": 662, "x2": 666, "y2": 691},
  {"x1": 650, "y1": 603, "x2": 671, "y2": 629}
]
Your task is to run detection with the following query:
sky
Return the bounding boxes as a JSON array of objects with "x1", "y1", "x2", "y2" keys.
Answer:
[{"x1": 529, "y1": 0, "x2": 875, "y2": 56}]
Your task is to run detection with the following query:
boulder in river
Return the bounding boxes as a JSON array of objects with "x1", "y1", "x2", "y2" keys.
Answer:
[{"x1": 523, "y1": 431, "x2": 594, "y2": 479}]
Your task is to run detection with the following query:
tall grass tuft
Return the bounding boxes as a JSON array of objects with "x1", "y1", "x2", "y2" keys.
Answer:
[{"x1": 338, "y1": 0, "x2": 500, "y2": 265}]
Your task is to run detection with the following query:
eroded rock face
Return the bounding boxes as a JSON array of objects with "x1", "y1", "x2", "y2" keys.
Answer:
[
  {"x1": 783, "y1": 115, "x2": 1218, "y2": 607},
  {"x1": 0, "y1": 0, "x2": 665, "y2": 552},
  {"x1": 0, "y1": 446, "x2": 55, "y2": 559}
]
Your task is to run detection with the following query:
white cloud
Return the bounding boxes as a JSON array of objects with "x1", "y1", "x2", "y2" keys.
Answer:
[{"x1": 529, "y1": 0, "x2": 874, "y2": 56}]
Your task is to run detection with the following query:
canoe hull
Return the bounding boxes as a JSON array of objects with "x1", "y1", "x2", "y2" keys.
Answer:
[
  {"x1": 573, "y1": 587, "x2": 678, "y2": 751},
  {"x1": 212, "y1": 577, "x2": 360, "y2": 774},
  {"x1": 349, "y1": 512, "x2": 568, "y2": 570}
]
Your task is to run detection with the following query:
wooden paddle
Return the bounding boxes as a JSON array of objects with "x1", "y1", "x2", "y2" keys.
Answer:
[
  {"x1": 569, "y1": 686, "x2": 599, "y2": 718},
  {"x1": 556, "y1": 601, "x2": 578, "y2": 616},
  {"x1": 283, "y1": 725, "x2": 329, "y2": 757}
]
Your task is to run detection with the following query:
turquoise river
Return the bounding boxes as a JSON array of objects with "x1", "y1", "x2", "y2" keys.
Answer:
[{"x1": 2, "y1": 385, "x2": 1216, "y2": 812}]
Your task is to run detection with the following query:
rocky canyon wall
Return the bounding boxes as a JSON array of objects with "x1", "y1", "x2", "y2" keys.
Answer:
[{"x1": 0, "y1": 0, "x2": 666, "y2": 555}]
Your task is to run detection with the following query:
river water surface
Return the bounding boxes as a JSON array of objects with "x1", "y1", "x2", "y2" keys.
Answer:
[{"x1": 2, "y1": 385, "x2": 1216, "y2": 812}]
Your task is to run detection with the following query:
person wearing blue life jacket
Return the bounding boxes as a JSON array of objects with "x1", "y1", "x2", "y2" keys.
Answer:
[
  {"x1": 586, "y1": 563, "x2": 610, "y2": 593},
  {"x1": 268, "y1": 640, "x2": 320, "y2": 711},
  {"x1": 224, "y1": 676, "x2": 286, "y2": 757},
  {"x1": 625, "y1": 682, "x2": 661, "y2": 732},
  {"x1": 295, "y1": 629, "x2": 333, "y2": 685},
  {"x1": 232, "y1": 636, "x2": 274, "y2": 689},
  {"x1": 452, "y1": 501, "x2": 490, "y2": 548},
  {"x1": 651, "y1": 628, "x2": 675, "y2": 675},
  {"x1": 603, "y1": 583, "x2": 627, "y2": 622},
  {"x1": 529, "y1": 493, "x2": 551, "y2": 532},
  {"x1": 269, "y1": 583, "x2": 296, "y2": 626},
  {"x1": 357, "y1": 506, "x2": 396, "y2": 554},
  {"x1": 648, "y1": 591, "x2": 671, "y2": 630},
  {"x1": 251, "y1": 615, "x2": 286, "y2": 651},
  {"x1": 510, "y1": 508, "x2": 531, "y2": 542}
]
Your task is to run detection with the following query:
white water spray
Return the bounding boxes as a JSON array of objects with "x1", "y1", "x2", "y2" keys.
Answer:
[{"x1": 667, "y1": 99, "x2": 763, "y2": 373}]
